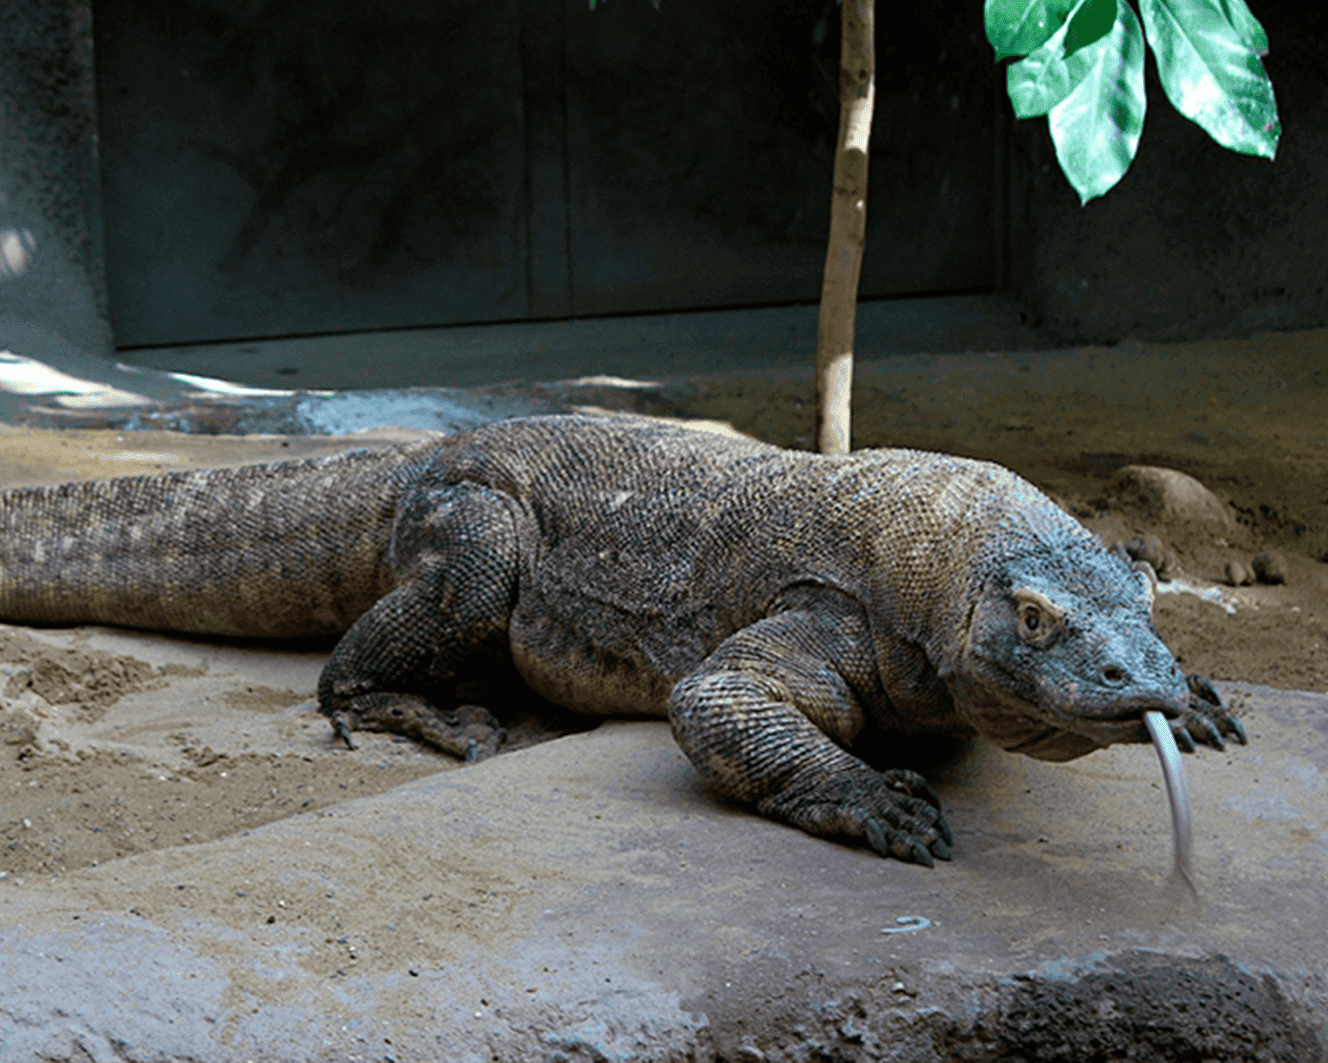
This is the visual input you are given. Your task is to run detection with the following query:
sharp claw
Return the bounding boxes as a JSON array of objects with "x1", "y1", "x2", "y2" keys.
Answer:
[
  {"x1": 864, "y1": 817, "x2": 889, "y2": 857},
  {"x1": 1174, "y1": 725, "x2": 1196, "y2": 753},
  {"x1": 331, "y1": 715, "x2": 357, "y2": 750},
  {"x1": 864, "y1": 817, "x2": 944, "y2": 867},
  {"x1": 1186, "y1": 672, "x2": 1222, "y2": 707},
  {"x1": 888, "y1": 774, "x2": 941, "y2": 810},
  {"x1": 936, "y1": 815, "x2": 954, "y2": 847},
  {"x1": 1229, "y1": 716, "x2": 1249, "y2": 745}
]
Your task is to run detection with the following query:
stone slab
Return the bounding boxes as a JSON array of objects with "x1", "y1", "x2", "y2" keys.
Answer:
[{"x1": 1, "y1": 682, "x2": 1324, "y2": 1061}]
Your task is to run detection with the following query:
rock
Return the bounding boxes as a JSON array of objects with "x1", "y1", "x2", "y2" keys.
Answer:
[
  {"x1": 1108, "y1": 466, "x2": 1237, "y2": 536},
  {"x1": 0, "y1": 704, "x2": 40, "y2": 746},
  {"x1": 1132, "y1": 560, "x2": 1159, "y2": 591},
  {"x1": 1252, "y1": 551, "x2": 1289, "y2": 585},
  {"x1": 1118, "y1": 534, "x2": 1173, "y2": 579},
  {"x1": 1224, "y1": 560, "x2": 1255, "y2": 587}
]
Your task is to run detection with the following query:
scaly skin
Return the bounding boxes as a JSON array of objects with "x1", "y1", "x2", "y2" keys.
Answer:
[{"x1": 0, "y1": 416, "x2": 1245, "y2": 865}]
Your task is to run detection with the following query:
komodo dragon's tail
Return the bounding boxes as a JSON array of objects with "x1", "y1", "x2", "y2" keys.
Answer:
[{"x1": 0, "y1": 447, "x2": 421, "y2": 639}]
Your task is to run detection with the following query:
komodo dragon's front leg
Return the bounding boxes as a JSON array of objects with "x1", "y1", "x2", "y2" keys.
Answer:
[
  {"x1": 669, "y1": 586, "x2": 954, "y2": 866},
  {"x1": 317, "y1": 482, "x2": 518, "y2": 761}
]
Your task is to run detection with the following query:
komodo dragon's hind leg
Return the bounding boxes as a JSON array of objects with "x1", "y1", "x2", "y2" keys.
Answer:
[
  {"x1": 317, "y1": 482, "x2": 519, "y2": 762},
  {"x1": 668, "y1": 587, "x2": 954, "y2": 866}
]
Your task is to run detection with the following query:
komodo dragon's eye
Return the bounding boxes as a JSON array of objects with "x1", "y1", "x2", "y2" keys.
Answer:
[{"x1": 1013, "y1": 587, "x2": 1064, "y2": 649}]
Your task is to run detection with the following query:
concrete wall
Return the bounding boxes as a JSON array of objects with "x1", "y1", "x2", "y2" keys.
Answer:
[
  {"x1": 562, "y1": 0, "x2": 997, "y2": 318},
  {"x1": 1006, "y1": 0, "x2": 1328, "y2": 343},
  {"x1": 91, "y1": 0, "x2": 999, "y2": 348},
  {"x1": 0, "y1": 0, "x2": 113, "y2": 361},
  {"x1": 93, "y1": 0, "x2": 529, "y2": 346},
  {"x1": 2, "y1": 0, "x2": 1323, "y2": 359}
]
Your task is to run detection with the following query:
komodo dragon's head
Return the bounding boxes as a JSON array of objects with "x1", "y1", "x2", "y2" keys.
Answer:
[{"x1": 947, "y1": 543, "x2": 1188, "y2": 762}]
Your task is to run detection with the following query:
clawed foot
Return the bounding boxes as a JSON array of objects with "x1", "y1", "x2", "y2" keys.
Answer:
[
  {"x1": 760, "y1": 767, "x2": 953, "y2": 868},
  {"x1": 327, "y1": 694, "x2": 505, "y2": 762},
  {"x1": 864, "y1": 769, "x2": 954, "y2": 867},
  {"x1": 1168, "y1": 673, "x2": 1248, "y2": 753}
]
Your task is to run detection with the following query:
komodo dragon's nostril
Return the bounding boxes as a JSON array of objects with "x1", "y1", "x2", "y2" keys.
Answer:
[{"x1": 1103, "y1": 664, "x2": 1126, "y2": 685}]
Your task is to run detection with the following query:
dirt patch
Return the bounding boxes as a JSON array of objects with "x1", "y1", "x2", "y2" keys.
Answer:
[
  {"x1": 0, "y1": 625, "x2": 593, "y2": 885},
  {"x1": 0, "y1": 627, "x2": 170, "y2": 719},
  {"x1": 1153, "y1": 592, "x2": 1326, "y2": 692},
  {"x1": 0, "y1": 643, "x2": 445, "y2": 881},
  {"x1": 222, "y1": 683, "x2": 309, "y2": 713}
]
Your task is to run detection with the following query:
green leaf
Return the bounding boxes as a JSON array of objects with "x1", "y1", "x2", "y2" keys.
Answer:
[
  {"x1": 1140, "y1": 0, "x2": 1279, "y2": 158},
  {"x1": 1050, "y1": 1, "x2": 1146, "y2": 202},
  {"x1": 1065, "y1": 0, "x2": 1117, "y2": 55},
  {"x1": 1005, "y1": 0, "x2": 1112, "y2": 118},
  {"x1": 1219, "y1": 0, "x2": 1269, "y2": 56},
  {"x1": 985, "y1": 0, "x2": 1079, "y2": 61},
  {"x1": 1008, "y1": 0, "x2": 1146, "y2": 202}
]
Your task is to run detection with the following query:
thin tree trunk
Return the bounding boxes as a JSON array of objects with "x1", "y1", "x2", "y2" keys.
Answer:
[{"x1": 814, "y1": 0, "x2": 875, "y2": 455}]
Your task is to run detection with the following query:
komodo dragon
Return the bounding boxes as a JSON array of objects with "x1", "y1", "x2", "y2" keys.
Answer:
[{"x1": 0, "y1": 415, "x2": 1244, "y2": 866}]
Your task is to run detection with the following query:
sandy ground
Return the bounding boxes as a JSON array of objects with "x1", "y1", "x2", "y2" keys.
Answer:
[{"x1": 0, "y1": 330, "x2": 1324, "y2": 907}]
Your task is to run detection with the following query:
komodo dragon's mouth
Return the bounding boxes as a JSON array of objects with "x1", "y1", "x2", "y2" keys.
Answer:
[
  {"x1": 1004, "y1": 702, "x2": 1179, "y2": 761},
  {"x1": 1034, "y1": 672, "x2": 1190, "y2": 740},
  {"x1": 1079, "y1": 701, "x2": 1181, "y2": 730},
  {"x1": 950, "y1": 657, "x2": 1189, "y2": 760}
]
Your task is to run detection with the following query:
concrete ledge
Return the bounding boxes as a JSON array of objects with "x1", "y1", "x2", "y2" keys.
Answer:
[
  {"x1": 0, "y1": 682, "x2": 1324, "y2": 1061},
  {"x1": 116, "y1": 295, "x2": 1039, "y2": 392}
]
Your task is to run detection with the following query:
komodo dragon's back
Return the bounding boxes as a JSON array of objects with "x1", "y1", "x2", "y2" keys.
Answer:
[{"x1": 0, "y1": 415, "x2": 1245, "y2": 865}]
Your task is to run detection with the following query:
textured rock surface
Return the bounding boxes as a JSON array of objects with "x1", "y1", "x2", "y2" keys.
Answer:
[
  {"x1": 0, "y1": 680, "x2": 1323, "y2": 1062},
  {"x1": 1109, "y1": 465, "x2": 1239, "y2": 536}
]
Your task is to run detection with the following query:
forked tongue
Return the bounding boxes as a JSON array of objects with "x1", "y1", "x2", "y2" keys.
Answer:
[{"x1": 1143, "y1": 710, "x2": 1196, "y2": 896}]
